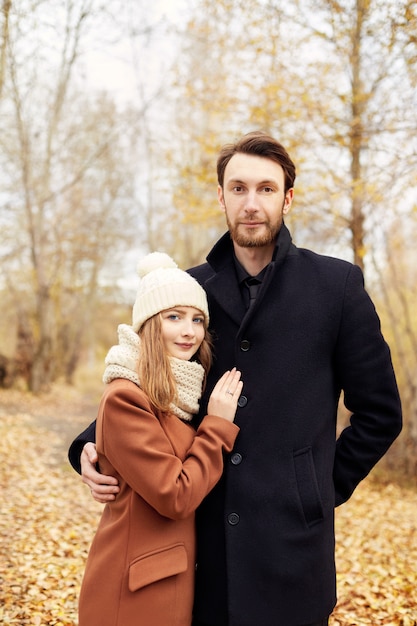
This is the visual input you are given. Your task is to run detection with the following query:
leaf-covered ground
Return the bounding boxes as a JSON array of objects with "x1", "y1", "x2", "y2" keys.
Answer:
[{"x1": 0, "y1": 387, "x2": 416, "y2": 625}]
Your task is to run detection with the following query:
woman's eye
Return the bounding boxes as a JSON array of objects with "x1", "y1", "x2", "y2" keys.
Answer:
[{"x1": 193, "y1": 317, "x2": 204, "y2": 324}]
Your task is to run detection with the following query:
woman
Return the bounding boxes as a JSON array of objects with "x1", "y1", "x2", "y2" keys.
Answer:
[{"x1": 78, "y1": 252, "x2": 242, "y2": 626}]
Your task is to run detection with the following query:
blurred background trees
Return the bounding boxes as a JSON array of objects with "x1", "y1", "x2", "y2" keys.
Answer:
[{"x1": 0, "y1": 0, "x2": 416, "y2": 474}]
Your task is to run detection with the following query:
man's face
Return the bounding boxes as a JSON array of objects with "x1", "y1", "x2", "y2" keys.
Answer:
[{"x1": 218, "y1": 153, "x2": 294, "y2": 248}]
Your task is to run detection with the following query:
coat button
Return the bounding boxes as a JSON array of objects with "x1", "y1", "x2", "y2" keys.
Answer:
[
  {"x1": 237, "y1": 395, "x2": 248, "y2": 408},
  {"x1": 231, "y1": 452, "x2": 242, "y2": 465},
  {"x1": 240, "y1": 339, "x2": 251, "y2": 351},
  {"x1": 227, "y1": 513, "x2": 240, "y2": 525}
]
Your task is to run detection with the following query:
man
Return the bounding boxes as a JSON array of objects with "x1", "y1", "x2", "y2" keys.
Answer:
[{"x1": 69, "y1": 131, "x2": 402, "y2": 626}]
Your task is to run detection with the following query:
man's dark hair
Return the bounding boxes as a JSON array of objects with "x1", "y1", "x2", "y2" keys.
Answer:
[{"x1": 217, "y1": 131, "x2": 296, "y2": 193}]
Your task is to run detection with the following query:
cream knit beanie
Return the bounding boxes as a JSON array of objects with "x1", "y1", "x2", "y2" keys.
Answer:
[{"x1": 132, "y1": 252, "x2": 209, "y2": 332}]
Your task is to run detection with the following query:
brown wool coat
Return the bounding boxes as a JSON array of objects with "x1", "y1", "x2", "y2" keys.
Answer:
[{"x1": 78, "y1": 379, "x2": 239, "y2": 626}]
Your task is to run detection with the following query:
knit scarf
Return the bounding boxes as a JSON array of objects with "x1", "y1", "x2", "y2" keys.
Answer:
[{"x1": 102, "y1": 324, "x2": 204, "y2": 422}]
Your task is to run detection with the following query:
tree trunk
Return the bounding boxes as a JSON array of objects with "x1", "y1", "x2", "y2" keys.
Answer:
[
  {"x1": 30, "y1": 284, "x2": 54, "y2": 393},
  {"x1": 348, "y1": 0, "x2": 367, "y2": 273},
  {"x1": 0, "y1": 0, "x2": 11, "y2": 98}
]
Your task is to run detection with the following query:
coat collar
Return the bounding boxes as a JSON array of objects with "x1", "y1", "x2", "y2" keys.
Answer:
[{"x1": 203, "y1": 224, "x2": 295, "y2": 326}]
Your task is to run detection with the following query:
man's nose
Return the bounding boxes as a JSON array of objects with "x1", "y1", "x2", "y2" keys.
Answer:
[{"x1": 244, "y1": 189, "x2": 260, "y2": 211}]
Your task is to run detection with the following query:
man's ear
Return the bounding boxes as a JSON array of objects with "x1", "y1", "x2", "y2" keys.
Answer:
[
  {"x1": 218, "y1": 185, "x2": 226, "y2": 210},
  {"x1": 283, "y1": 188, "x2": 294, "y2": 215}
]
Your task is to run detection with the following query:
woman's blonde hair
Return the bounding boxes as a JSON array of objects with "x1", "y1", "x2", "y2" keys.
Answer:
[{"x1": 138, "y1": 312, "x2": 212, "y2": 414}]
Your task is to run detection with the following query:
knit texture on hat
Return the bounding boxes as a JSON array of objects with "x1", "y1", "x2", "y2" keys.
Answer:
[
  {"x1": 103, "y1": 324, "x2": 204, "y2": 422},
  {"x1": 132, "y1": 252, "x2": 209, "y2": 332}
]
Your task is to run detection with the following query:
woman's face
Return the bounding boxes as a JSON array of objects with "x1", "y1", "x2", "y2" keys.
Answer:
[{"x1": 160, "y1": 306, "x2": 206, "y2": 360}]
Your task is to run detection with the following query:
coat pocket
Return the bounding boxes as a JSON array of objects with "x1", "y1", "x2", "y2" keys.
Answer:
[
  {"x1": 128, "y1": 543, "x2": 188, "y2": 592},
  {"x1": 293, "y1": 446, "x2": 324, "y2": 527}
]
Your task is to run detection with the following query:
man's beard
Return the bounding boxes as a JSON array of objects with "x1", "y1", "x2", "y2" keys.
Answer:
[{"x1": 225, "y1": 208, "x2": 284, "y2": 248}]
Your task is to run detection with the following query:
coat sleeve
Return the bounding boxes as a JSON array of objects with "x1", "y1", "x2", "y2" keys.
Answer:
[
  {"x1": 333, "y1": 264, "x2": 402, "y2": 506},
  {"x1": 68, "y1": 420, "x2": 97, "y2": 474},
  {"x1": 98, "y1": 384, "x2": 239, "y2": 520}
]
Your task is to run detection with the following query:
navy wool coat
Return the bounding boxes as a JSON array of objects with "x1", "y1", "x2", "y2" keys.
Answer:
[{"x1": 188, "y1": 224, "x2": 402, "y2": 626}]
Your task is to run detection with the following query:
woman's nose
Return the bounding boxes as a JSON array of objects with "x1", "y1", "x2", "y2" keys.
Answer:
[{"x1": 181, "y1": 320, "x2": 195, "y2": 336}]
